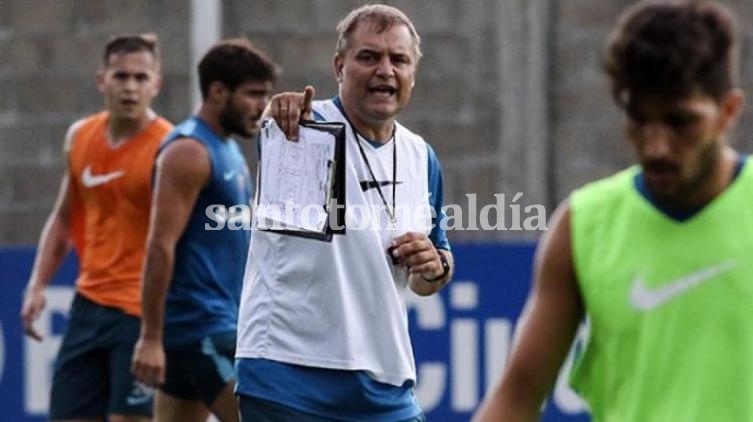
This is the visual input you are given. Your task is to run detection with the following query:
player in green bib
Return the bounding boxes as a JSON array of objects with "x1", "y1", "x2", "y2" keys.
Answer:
[{"x1": 474, "y1": 1, "x2": 752, "y2": 421}]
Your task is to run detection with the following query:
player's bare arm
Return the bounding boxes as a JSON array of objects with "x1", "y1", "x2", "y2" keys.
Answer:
[
  {"x1": 473, "y1": 202, "x2": 584, "y2": 422},
  {"x1": 131, "y1": 138, "x2": 210, "y2": 387},
  {"x1": 21, "y1": 121, "x2": 83, "y2": 341}
]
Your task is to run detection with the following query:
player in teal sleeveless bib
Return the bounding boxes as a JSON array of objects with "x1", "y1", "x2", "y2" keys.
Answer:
[
  {"x1": 131, "y1": 39, "x2": 278, "y2": 422},
  {"x1": 474, "y1": 2, "x2": 753, "y2": 421}
]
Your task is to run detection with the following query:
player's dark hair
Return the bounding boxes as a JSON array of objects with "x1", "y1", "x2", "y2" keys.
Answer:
[
  {"x1": 604, "y1": 0, "x2": 738, "y2": 106},
  {"x1": 198, "y1": 38, "x2": 279, "y2": 99},
  {"x1": 103, "y1": 33, "x2": 160, "y2": 67}
]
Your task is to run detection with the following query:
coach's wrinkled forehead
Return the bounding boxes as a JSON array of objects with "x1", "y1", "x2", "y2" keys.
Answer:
[{"x1": 334, "y1": 4, "x2": 422, "y2": 62}]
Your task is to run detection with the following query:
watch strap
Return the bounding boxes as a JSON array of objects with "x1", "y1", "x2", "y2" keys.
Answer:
[{"x1": 423, "y1": 252, "x2": 450, "y2": 283}]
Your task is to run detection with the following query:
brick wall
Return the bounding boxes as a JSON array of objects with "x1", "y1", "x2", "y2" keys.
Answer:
[
  {"x1": 0, "y1": 0, "x2": 191, "y2": 243},
  {"x1": 551, "y1": 0, "x2": 753, "y2": 199},
  {"x1": 2, "y1": 0, "x2": 752, "y2": 244}
]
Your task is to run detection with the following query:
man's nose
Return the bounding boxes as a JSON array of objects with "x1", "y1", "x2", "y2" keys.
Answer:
[
  {"x1": 375, "y1": 56, "x2": 394, "y2": 76},
  {"x1": 640, "y1": 123, "x2": 673, "y2": 157},
  {"x1": 123, "y1": 76, "x2": 138, "y2": 91}
]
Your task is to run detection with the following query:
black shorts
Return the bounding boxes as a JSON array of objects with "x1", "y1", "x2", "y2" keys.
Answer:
[
  {"x1": 161, "y1": 331, "x2": 236, "y2": 405},
  {"x1": 238, "y1": 395, "x2": 427, "y2": 422},
  {"x1": 49, "y1": 293, "x2": 153, "y2": 419}
]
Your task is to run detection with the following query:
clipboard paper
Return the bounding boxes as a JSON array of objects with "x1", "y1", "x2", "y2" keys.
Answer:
[{"x1": 255, "y1": 119, "x2": 346, "y2": 242}]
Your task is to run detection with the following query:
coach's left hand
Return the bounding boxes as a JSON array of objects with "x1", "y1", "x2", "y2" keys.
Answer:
[{"x1": 389, "y1": 232, "x2": 453, "y2": 296}]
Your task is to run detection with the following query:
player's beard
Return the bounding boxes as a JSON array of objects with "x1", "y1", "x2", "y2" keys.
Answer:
[
  {"x1": 219, "y1": 97, "x2": 253, "y2": 138},
  {"x1": 648, "y1": 137, "x2": 720, "y2": 210}
]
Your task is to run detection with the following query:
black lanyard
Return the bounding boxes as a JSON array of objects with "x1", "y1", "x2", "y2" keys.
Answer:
[
  {"x1": 334, "y1": 98, "x2": 397, "y2": 226},
  {"x1": 353, "y1": 125, "x2": 397, "y2": 226}
]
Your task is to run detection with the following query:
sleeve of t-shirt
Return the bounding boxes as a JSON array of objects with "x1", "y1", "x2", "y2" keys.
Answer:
[{"x1": 427, "y1": 143, "x2": 450, "y2": 251}]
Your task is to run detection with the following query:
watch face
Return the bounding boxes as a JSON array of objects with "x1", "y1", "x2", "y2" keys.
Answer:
[{"x1": 440, "y1": 254, "x2": 450, "y2": 273}]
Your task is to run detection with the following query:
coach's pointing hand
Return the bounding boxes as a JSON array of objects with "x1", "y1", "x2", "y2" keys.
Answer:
[{"x1": 264, "y1": 85, "x2": 315, "y2": 141}]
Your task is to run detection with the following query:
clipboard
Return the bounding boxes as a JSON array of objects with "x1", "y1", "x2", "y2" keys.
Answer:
[{"x1": 254, "y1": 119, "x2": 346, "y2": 242}]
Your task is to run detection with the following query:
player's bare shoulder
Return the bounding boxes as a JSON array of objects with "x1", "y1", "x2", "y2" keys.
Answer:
[{"x1": 63, "y1": 118, "x2": 87, "y2": 153}]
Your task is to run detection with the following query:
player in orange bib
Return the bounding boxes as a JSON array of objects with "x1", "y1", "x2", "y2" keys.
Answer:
[
  {"x1": 68, "y1": 109, "x2": 172, "y2": 316},
  {"x1": 20, "y1": 34, "x2": 172, "y2": 422}
]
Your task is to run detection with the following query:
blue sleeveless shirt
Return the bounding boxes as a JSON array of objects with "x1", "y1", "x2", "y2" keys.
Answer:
[{"x1": 161, "y1": 116, "x2": 252, "y2": 347}]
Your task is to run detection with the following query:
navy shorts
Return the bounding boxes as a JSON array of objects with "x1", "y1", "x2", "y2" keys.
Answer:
[
  {"x1": 161, "y1": 331, "x2": 236, "y2": 405},
  {"x1": 238, "y1": 395, "x2": 427, "y2": 422},
  {"x1": 49, "y1": 293, "x2": 153, "y2": 420}
]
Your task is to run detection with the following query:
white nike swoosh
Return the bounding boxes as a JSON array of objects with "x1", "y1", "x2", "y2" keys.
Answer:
[
  {"x1": 126, "y1": 381, "x2": 154, "y2": 406},
  {"x1": 223, "y1": 170, "x2": 236, "y2": 181},
  {"x1": 126, "y1": 393, "x2": 153, "y2": 406},
  {"x1": 629, "y1": 260, "x2": 739, "y2": 311},
  {"x1": 81, "y1": 165, "x2": 125, "y2": 188}
]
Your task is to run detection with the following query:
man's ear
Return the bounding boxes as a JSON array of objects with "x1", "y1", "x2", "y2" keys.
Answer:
[
  {"x1": 153, "y1": 74, "x2": 163, "y2": 94},
  {"x1": 96, "y1": 69, "x2": 106, "y2": 93},
  {"x1": 333, "y1": 54, "x2": 344, "y2": 83},
  {"x1": 208, "y1": 81, "x2": 229, "y2": 104},
  {"x1": 721, "y1": 88, "x2": 745, "y2": 131}
]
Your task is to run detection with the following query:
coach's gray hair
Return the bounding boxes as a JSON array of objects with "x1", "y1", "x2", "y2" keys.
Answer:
[{"x1": 335, "y1": 4, "x2": 422, "y2": 62}]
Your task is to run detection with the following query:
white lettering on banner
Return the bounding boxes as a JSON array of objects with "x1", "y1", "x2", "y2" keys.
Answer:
[
  {"x1": 484, "y1": 319, "x2": 512, "y2": 393},
  {"x1": 18, "y1": 282, "x2": 586, "y2": 418},
  {"x1": 407, "y1": 292, "x2": 446, "y2": 410},
  {"x1": 452, "y1": 319, "x2": 478, "y2": 410},
  {"x1": 24, "y1": 287, "x2": 74, "y2": 414},
  {"x1": 408, "y1": 281, "x2": 587, "y2": 415},
  {"x1": 450, "y1": 283, "x2": 479, "y2": 411}
]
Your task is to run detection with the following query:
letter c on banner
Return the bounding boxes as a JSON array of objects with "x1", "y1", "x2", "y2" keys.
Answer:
[{"x1": 405, "y1": 293, "x2": 447, "y2": 411}]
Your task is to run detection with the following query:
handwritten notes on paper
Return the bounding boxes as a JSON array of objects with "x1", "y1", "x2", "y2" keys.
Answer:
[{"x1": 256, "y1": 121, "x2": 337, "y2": 233}]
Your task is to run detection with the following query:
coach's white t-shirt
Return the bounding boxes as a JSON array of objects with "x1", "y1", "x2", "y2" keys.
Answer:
[{"x1": 236, "y1": 99, "x2": 433, "y2": 386}]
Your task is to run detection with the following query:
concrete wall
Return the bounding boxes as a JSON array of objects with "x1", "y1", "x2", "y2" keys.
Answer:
[
  {"x1": 551, "y1": 0, "x2": 753, "y2": 198},
  {"x1": 0, "y1": 0, "x2": 191, "y2": 243},
  {"x1": 2, "y1": 0, "x2": 752, "y2": 244}
]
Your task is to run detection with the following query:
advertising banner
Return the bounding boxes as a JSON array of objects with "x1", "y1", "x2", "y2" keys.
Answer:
[{"x1": 0, "y1": 245, "x2": 588, "y2": 421}]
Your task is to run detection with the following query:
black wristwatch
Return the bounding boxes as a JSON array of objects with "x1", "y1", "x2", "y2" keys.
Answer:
[{"x1": 423, "y1": 253, "x2": 450, "y2": 283}]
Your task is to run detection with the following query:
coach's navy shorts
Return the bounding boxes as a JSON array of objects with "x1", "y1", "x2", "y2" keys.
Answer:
[
  {"x1": 161, "y1": 330, "x2": 236, "y2": 405},
  {"x1": 49, "y1": 293, "x2": 153, "y2": 420},
  {"x1": 238, "y1": 395, "x2": 428, "y2": 422}
]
